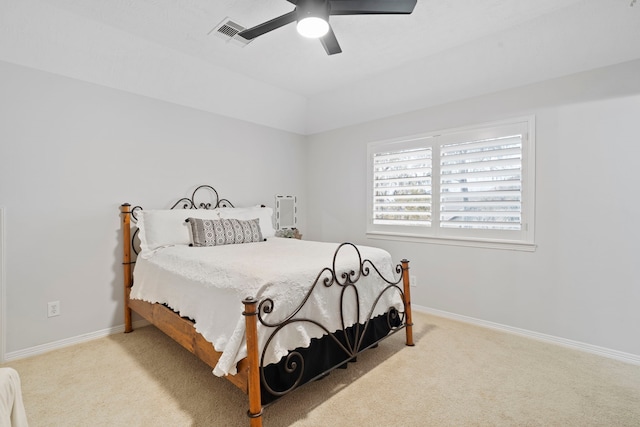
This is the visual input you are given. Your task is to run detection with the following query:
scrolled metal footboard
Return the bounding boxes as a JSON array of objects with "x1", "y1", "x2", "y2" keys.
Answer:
[{"x1": 255, "y1": 242, "x2": 412, "y2": 400}]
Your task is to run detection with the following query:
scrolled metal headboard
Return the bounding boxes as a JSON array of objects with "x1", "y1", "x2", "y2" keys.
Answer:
[
  {"x1": 169, "y1": 184, "x2": 235, "y2": 211},
  {"x1": 126, "y1": 184, "x2": 235, "y2": 256}
]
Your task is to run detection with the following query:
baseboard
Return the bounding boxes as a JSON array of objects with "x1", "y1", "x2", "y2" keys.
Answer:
[
  {"x1": 414, "y1": 305, "x2": 640, "y2": 366},
  {"x1": 3, "y1": 319, "x2": 149, "y2": 362},
  {"x1": 5, "y1": 306, "x2": 640, "y2": 366}
]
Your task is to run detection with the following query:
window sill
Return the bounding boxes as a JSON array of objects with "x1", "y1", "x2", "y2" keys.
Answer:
[{"x1": 366, "y1": 231, "x2": 537, "y2": 252}]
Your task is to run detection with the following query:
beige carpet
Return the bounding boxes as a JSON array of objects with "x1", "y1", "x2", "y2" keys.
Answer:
[{"x1": 3, "y1": 312, "x2": 640, "y2": 427}]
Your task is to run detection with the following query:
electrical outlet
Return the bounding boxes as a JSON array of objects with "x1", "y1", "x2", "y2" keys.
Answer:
[
  {"x1": 47, "y1": 301, "x2": 60, "y2": 317},
  {"x1": 410, "y1": 275, "x2": 417, "y2": 288}
]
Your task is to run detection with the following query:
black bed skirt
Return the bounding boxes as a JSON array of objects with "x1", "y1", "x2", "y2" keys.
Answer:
[{"x1": 260, "y1": 312, "x2": 401, "y2": 404}]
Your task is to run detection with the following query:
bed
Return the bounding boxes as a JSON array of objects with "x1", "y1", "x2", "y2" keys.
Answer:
[{"x1": 120, "y1": 185, "x2": 414, "y2": 427}]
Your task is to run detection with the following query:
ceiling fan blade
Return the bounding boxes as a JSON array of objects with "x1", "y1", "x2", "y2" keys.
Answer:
[
  {"x1": 320, "y1": 26, "x2": 342, "y2": 55},
  {"x1": 329, "y1": 0, "x2": 417, "y2": 15},
  {"x1": 238, "y1": 11, "x2": 297, "y2": 40}
]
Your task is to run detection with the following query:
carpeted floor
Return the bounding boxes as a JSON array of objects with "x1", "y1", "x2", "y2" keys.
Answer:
[{"x1": 3, "y1": 311, "x2": 640, "y2": 426}]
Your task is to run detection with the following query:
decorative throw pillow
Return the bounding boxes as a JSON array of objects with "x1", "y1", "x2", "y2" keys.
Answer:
[
  {"x1": 187, "y1": 217, "x2": 264, "y2": 247},
  {"x1": 217, "y1": 206, "x2": 276, "y2": 238}
]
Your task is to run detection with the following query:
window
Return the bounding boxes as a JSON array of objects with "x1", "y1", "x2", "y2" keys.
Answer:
[{"x1": 367, "y1": 117, "x2": 535, "y2": 250}]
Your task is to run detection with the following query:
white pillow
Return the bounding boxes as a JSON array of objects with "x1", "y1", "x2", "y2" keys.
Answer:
[
  {"x1": 137, "y1": 209, "x2": 221, "y2": 256},
  {"x1": 217, "y1": 206, "x2": 275, "y2": 238}
]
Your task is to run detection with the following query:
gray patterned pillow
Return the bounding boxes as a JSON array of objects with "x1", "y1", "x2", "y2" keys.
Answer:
[{"x1": 187, "y1": 217, "x2": 264, "y2": 247}]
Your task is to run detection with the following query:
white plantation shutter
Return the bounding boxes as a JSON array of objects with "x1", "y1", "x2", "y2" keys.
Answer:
[
  {"x1": 368, "y1": 117, "x2": 535, "y2": 249},
  {"x1": 372, "y1": 147, "x2": 432, "y2": 226},
  {"x1": 440, "y1": 135, "x2": 523, "y2": 230}
]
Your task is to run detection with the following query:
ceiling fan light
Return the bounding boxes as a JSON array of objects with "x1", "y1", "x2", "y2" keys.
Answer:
[{"x1": 297, "y1": 17, "x2": 329, "y2": 38}]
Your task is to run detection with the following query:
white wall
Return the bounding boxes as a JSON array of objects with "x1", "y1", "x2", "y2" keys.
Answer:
[
  {"x1": 0, "y1": 60, "x2": 307, "y2": 356},
  {"x1": 306, "y1": 59, "x2": 640, "y2": 359},
  {"x1": 3, "y1": 57, "x2": 640, "y2": 362}
]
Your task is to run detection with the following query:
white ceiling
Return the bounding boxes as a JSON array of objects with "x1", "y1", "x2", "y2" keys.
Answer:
[{"x1": 1, "y1": 0, "x2": 640, "y2": 134}]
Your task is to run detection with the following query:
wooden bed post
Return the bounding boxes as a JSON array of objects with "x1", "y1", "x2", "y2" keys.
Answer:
[
  {"x1": 242, "y1": 297, "x2": 263, "y2": 427},
  {"x1": 401, "y1": 259, "x2": 414, "y2": 347},
  {"x1": 121, "y1": 204, "x2": 133, "y2": 333}
]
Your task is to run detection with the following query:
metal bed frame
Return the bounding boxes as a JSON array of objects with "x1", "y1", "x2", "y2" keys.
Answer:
[{"x1": 120, "y1": 185, "x2": 414, "y2": 427}]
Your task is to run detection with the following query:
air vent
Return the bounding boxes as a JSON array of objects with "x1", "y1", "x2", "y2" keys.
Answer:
[{"x1": 209, "y1": 18, "x2": 252, "y2": 47}]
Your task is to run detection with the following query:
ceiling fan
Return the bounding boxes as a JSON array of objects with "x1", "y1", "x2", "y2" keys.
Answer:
[{"x1": 238, "y1": 0, "x2": 418, "y2": 55}]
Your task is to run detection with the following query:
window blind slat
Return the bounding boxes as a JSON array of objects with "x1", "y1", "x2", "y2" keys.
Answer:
[
  {"x1": 441, "y1": 180, "x2": 521, "y2": 193},
  {"x1": 441, "y1": 201, "x2": 521, "y2": 211},
  {"x1": 441, "y1": 169, "x2": 521, "y2": 183},
  {"x1": 440, "y1": 189, "x2": 521, "y2": 201},
  {"x1": 441, "y1": 158, "x2": 521, "y2": 173},
  {"x1": 441, "y1": 147, "x2": 521, "y2": 165}
]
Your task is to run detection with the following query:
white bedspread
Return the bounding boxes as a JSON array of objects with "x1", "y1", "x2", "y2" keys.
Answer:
[
  {"x1": 0, "y1": 368, "x2": 28, "y2": 427},
  {"x1": 130, "y1": 238, "x2": 403, "y2": 376}
]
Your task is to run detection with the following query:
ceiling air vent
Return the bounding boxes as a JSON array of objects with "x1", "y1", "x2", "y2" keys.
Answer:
[{"x1": 209, "y1": 18, "x2": 252, "y2": 47}]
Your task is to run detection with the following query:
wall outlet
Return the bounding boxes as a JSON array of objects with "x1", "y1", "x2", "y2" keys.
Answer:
[
  {"x1": 410, "y1": 275, "x2": 417, "y2": 287},
  {"x1": 47, "y1": 301, "x2": 60, "y2": 317}
]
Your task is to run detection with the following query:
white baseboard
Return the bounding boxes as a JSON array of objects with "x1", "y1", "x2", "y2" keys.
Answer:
[
  {"x1": 414, "y1": 305, "x2": 640, "y2": 366},
  {"x1": 3, "y1": 319, "x2": 149, "y2": 362},
  {"x1": 5, "y1": 306, "x2": 640, "y2": 367}
]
